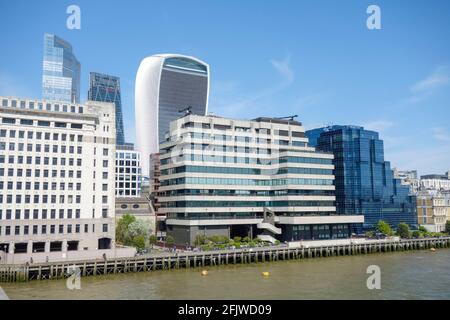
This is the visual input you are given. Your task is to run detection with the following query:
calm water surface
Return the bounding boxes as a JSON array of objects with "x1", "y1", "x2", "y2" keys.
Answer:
[{"x1": 2, "y1": 249, "x2": 450, "y2": 300}]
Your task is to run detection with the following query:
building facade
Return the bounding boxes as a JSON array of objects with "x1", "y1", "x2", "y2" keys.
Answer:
[
  {"x1": 88, "y1": 72, "x2": 125, "y2": 145},
  {"x1": 115, "y1": 144, "x2": 141, "y2": 197},
  {"x1": 135, "y1": 54, "x2": 210, "y2": 177},
  {"x1": 115, "y1": 197, "x2": 154, "y2": 223},
  {"x1": 419, "y1": 174, "x2": 450, "y2": 192},
  {"x1": 157, "y1": 115, "x2": 363, "y2": 245},
  {"x1": 393, "y1": 168, "x2": 420, "y2": 195},
  {"x1": 0, "y1": 96, "x2": 116, "y2": 260},
  {"x1": 306, "y1": 125, "x2": 417, "y2": 230},
  {"x1": 42, "y1": 34, "x2": 80, "y2": 103},
  {"x1": 416, "y1": 191, "x2": 449, "y2": 232}
]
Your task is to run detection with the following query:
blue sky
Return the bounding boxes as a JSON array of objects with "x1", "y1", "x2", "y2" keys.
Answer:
[{"x1": 0, "y1": 0, "x2": 449, "y2": 175}]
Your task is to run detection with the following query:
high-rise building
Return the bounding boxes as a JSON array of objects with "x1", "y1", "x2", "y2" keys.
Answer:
[
  {"x1": 306, "y1": 125, "x2": 417, "y2": 229},
  {"x1": 0, "y1": 96, "x2": 117, "y2": 263},
  {"x1": 88, "y1": 72, "x2": 125, "y2": 145},
  {"x1": 135, "y1": 54, "x2": 210, "y2": 177},
  {"x1": 115, "y1": 144, "x2": 141, "y2": 197},
  {"x1": 156, "y1": 115, "x2": 363, "y2": 245},
  {"x1": 42, "y1": 34, "x2": 80, "y2": 103}
]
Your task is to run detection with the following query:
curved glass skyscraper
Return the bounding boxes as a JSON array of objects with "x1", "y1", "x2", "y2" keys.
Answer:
[
  {"x1": 42, "y1": 33, "x2": 80, "y2": 103},
  {"x1": 135, "y1": 54, "x2": 210, "y2": 176}
]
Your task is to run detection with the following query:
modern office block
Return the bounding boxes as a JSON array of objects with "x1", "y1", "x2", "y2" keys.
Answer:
[
  {"x1": 115, "y1": 144, "x2": 141, "y2": 197},
  {"x1": 88, "y1": 72, "x2": 125, "y2": 145},
  {"x1": 0, "y1": 96, "x2": 116, "y2": 260},
  {"x1": 306, "y1": 125, "x2": 417, "y2": 229},
  {"x1": 156, "y1": 115, "x2": 363, "y2": 245},
  {"x1": 135, "y1": 54, "x2": 210, "y2": 177},
  {"x1": 42, "y1": 34, "x2": 80, "y2": 103}
]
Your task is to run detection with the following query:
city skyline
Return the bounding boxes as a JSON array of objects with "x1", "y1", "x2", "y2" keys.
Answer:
[{"x1": 0, "y1": 0, "x2": 449, "y2": 175}]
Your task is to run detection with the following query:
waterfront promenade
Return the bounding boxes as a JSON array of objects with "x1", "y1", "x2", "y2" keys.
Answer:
[{"x1": 1, "y1": 237, "x2": 449, "y2": 283}]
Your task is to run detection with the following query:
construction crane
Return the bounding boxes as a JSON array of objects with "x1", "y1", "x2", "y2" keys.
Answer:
[
  {"x1": 179, "y1": 106, "x2": 193, "y2": 116},
  {"x1": 275, "y1": 115, "x2": 298, "y2": 121}
]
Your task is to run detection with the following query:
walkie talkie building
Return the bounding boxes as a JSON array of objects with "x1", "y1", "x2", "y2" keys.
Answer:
[{"x1": 135, "y1": 54, "x2": 210, "y2": 176}]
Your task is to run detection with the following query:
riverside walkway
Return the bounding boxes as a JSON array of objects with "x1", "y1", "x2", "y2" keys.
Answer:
[{"x1": 1, "y1": 237, "x2": 449, "y2": 283}]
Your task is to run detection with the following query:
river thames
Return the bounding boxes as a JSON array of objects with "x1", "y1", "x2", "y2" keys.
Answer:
[{"x1": 2, "y1": 249, "x2": 450, "y2": 299}]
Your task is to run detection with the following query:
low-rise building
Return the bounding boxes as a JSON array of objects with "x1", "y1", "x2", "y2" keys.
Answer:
[
  {"x1": 420, "y1": 174, "x2": 450, "y2": 192},
  {"x1": 115, "y1": 196, "x2": 155, "y2": 227},
  {"x1": 416, "y1": 191, "x2": 449, "y2": 232}
]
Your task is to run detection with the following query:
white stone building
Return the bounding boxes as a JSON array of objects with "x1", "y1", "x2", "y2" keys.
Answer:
[{"x1": 0, "y1": 96, "x2": 125, "y2": 263}]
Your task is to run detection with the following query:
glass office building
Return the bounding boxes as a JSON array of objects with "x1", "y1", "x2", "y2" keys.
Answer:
[
  {"x1": 42, "y1": 34, "x2": 80, "y2": 103},
  {"x1": 88, "y1": 72, "x2": 125, "y2": 145},
  {"x1": 135, "y1": 54, "x2": 210, "y2": 177},
  {"x1": 306, "y1": 125, "x2": 417, "y2": 230}
]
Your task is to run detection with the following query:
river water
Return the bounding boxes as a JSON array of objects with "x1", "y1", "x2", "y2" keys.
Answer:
[{"x1": 2, "y1": 249, "x2": 450, "y2": 300}]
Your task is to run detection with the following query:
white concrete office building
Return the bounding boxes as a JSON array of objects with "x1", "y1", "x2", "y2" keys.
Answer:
[
  {"x1": 135, "y1": 54, "x2": 210, "y2": 177},
  {"x1": 157, "y1": 114, "x2": 364, "y2": 245},
  {"x1": 116, "y1": 144, "x2": 142, "y2": 197},
  {"x1": 0, "y1": 96, "x2": 118, "y2": 263}
]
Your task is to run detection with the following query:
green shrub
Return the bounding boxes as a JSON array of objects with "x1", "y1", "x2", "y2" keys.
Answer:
[
  {"x1": 166, "y1": 235, "x2": 175, "y2": 246},
  {"x1": 412, "y1": 230, "x2": 422, "y2": 238},
  {"x1": 149, "y1": 235, "x2": 157, "y2": 247},
  {"x1": 376, "y1": 220, "x2": 394, "y2": 236},
  {"x1": 396, "y1": 223, "x2": 411, "y2": 239},
  {"x1": 194, "y1": 234, "x2": 207, "y2": 246},
  {"x1": 132, "y1": 235, "x2": 146, "y2": 250}
]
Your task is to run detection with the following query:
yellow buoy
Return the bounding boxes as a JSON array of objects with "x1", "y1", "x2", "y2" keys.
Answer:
[
  {"x1": 201, "y1": 270, "x2": 208, "y2": 276},
  {"x1": 430, "y1": 248, "x2": 436, "y2": 252},
  {"x1": 262, "y1": 271, "x2": 270, "y2": 277}
]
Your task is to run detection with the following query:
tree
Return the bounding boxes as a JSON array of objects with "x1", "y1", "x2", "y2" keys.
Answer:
[
  {"x1": 166, "y1": 235, "x2": 175, "y2": 246},
  {"x1": 396, "y1": 223, "x2": 411, "y2": 239},
  {"x1": 445, "y1": 221, "x2": 450, "y2": 234},
  {"x1": 133, "y1": 235, "x2": 146, "y2": 250},
  {"x1": 126, "y1": 220, "x2": 151, "y2": 241},
  {"x1": 376, "y1": 220, "x2": 393, "y2": 236},
  {"x1": 116, "y1": 214, "x2": 136, "y2": 244},
  {"x1": 149, "y1": 235, "x2": 158, "y2": 247}
]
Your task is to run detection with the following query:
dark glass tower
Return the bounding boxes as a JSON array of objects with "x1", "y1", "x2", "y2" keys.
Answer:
[
  {"x1": 306, "y1": 125, "x2": 417, "y2": 229},
  {"x1": 88, "y1": 72, "x2": 125, "y2": 145}
]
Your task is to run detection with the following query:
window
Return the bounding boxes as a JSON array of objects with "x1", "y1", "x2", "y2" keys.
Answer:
[
  {"x1": 38, "y1": 120, "x2": 50, "y2": 127},
  {"x1": 20, "y1": 119, "x2": 33, "y2": 125},
  {"x1": 2, "y1": 118, "x2": 15, "y2": 124}
]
